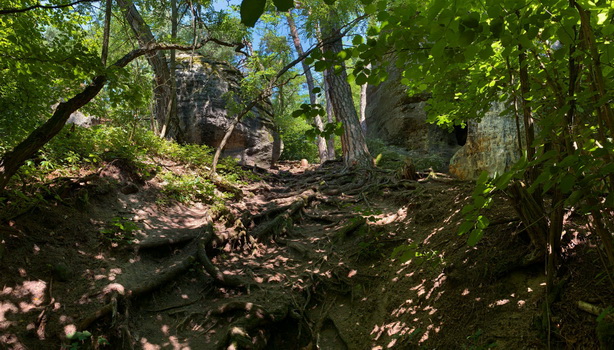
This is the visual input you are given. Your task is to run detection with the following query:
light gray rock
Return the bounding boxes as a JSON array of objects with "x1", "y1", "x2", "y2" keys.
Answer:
[
  {"x1": 66, "y1": 110, "x2": 99, "y2": 128},
  {"x1": 366, "y1": 64, "x2": 521, "y2": 178},
  {"x1": 365, "y1": 65, "x2": 465, "y2": 171},
  {"x1": 173, "y1": 54, "x2": 282, "y2": 167},
  {"x1": 449, "y1": 102, "x2": 523, "y2": 180}
]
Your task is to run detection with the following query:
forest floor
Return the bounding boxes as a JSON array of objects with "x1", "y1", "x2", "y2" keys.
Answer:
[{"x1": 0, "y1": 158, "x2": 612, "y2": 349}]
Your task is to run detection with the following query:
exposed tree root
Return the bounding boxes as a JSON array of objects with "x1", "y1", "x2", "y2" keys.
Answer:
[
  {"x1": 250, "y1": 194, "x2": 315, "y2": 241},
  {"x1": 332, "y1": 216, "x2": 367, "y2": 241},
  {"x1": 210, "y1": 173, "x2": 244, "y2": 199},
  {"x1": 213, "y1": 301, "x2": 291, "y2": 350},
  {"x1": 78, "y1": 251, "x2": 197, "y2": 330},
  {"x1": 134, "y1": 228, "x2": 202, "y2": 250},
  {"x1": 197, "y1": 224, "x2": 253, "y2": 289}
]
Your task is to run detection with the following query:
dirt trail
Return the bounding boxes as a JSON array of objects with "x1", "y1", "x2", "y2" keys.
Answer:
[{"x1": 0, "y1": 160, "x2": 610, "y2": 349}]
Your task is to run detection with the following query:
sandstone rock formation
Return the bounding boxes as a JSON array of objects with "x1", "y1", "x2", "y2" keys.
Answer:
[
  {"x1": 365, "y1": 65, "x2": 465, "y2": 171},
  {"x1": 366, "y1": 64, "x2": 521, "y2": 179},
  {"x1": 449, "y1": 103, "x2": 523, "y2": 180},
  {"x1": 173, "y1": 54, "x2": 282, "y2": 167}
]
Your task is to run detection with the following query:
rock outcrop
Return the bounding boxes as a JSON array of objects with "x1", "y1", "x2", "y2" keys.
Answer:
[
  {"x1": 173, "y1": 54, "x2": 282, "y2": 167},
  {"x1": 449, "y1": 103, "x2": 523, "y2": 180},
  {"x1": 366, "y1": 64, "x2": 521, "y2": 179},
  {"x1": 365, "y1": 65, "x2": 465, "y2": 171}
]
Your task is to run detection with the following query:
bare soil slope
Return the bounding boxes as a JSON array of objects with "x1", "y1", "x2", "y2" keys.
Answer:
[{"x1": 0, "y1": 160, "x2": 611, "y2": 349}]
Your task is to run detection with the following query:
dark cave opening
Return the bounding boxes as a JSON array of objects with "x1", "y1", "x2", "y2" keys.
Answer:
[{"x1": 454, "y1": 124, "x2": 468, "y2": 146}]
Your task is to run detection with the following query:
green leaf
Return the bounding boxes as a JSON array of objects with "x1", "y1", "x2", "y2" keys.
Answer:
[
  {"x1": 477, "y1": 171, "x2": 489, "y2": 185},
  {"x1": 240, "y1": 0, "x2": 266, "y2": 27},
  {"x1": 273, "y1": 0, "x2": 294, "y2": 12},
  {"x1": 474, "y1": 195, "x2": 486, "y2": 209},
  {"x1": 556, "y1": 26, "x2": 575, "y2": 45},
  {"x1": 431, "y1": 40, "x2": 446, "y2": 59},
  {"x1": 467, "y1": 228, "x2": 484, "y2": 246},
  {"x1": 565, "y1": 190, "x2": 583, "y2": 207},
  {"x1": 365, "y1": 3, "x2": 377, "y2": 14},
  {"x1": 355, "y1": 73, "x2": 368, "y2": 85},
  {"x1": 458, "y1": 29, "x2": 476, "y2": 46},
  {"x1": 314, "y1": 61, "x2": 327, "y2": 72},
  {"x1": 495, "y1": 172, "x2": 514, "y2": 190},
  {"x1": 312, "y1": 87, "x2": 321, "y2": 94},
  {"x1": 599, "y1": 163, "x2": 614, "y2": 176},
  {"x1": 352, "y1": 35, "x2": 364, "y2": 45},
  {"x1": 559, "y1": 173, "x2": 576, "y2": 193},
  {"x1": 323, "y1": 0, "x2": 336, "y2": 5},
  {"x1": 334, "y1": 123, "x2": 344, "y2": 136},
  {"x1": 476, "y1": 215, "x2": 490, "y2": 229},
  {"x1": 458, "y1": 220, "x2": 474, "y2": 235},
  {"x1": 461, "y1": 204, "x2": 475, "y2": 215}
]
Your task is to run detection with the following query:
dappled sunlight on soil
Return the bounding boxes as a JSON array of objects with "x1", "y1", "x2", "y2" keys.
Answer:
[{"x1": 0, "y1": 160, "x2": 610, "y2": 348}]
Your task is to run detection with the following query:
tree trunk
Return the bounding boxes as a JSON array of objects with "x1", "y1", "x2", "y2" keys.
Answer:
[
  {"x1": 359, "y1": 64, "x2": 369, "y2": 136},
  {"x1": 315, "y1": 20, "x2": 336, "y2": 160},
  {"x1": 0, "y1": 76, "x2": 107, "y2": 189},
  {"x1": 323, "y1": 69, "x2": 336, "y2": 159},
  {"x1": 286, "y1": 11, "x2": 328, "y2": 163},
  {"x1": 101, "y1": 0, "x2": 112, "y2": 66},
  {"x1": 117, "y1": 0, "x2": 172, "y2": 134},
  {"x1": 322, "y1": 20, "x2": 372, "y2": 169},
  {"x1": 160, "y1": 0, "x2": 180, "y2": 140}
]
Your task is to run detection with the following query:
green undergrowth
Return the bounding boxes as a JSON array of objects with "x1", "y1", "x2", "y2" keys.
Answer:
[{"x1": 0, "y1": 124, "x2": 256, "y2": 220}]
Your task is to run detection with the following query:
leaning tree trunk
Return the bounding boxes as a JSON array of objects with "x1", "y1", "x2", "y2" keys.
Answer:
[
  {"x1": 286, "y1": 11, "x2": 328, "y2": 163},
  {"x1": 322, "y1": 20, "x2": 372, "y2": 169},
  {"x1": 0, "y1": 77, "x2": 107, "y2": 189},
  {"x1": 117, "y1": 0, "x2": 173, "y2": 135}
]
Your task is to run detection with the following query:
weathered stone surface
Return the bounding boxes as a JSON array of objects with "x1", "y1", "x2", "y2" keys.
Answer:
[
  {"x1": 67, "y1": 110, "x2": 101, "y2": 128},
  {"x1": 449, "y1": 103, "x2": 522, "y2": 180},
  {"x1": 173, "y1": 54, "x2": 282, "y2": 167},
  {"x1": 366, "y1": 64, "x2": 521, "y2": 178},
  {"x1": 365, "y1": 65, "x2": 464, "y2": 171}
]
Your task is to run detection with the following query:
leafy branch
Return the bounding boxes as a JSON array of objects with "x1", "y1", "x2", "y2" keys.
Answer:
[{"x1": 0, "y1": 0, "x2": 99, "y2": 15}]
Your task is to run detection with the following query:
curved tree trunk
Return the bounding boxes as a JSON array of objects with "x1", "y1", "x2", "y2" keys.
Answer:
[
  {"x1": 0, "y1": 77, "x2": 107, "y2": 189},
  {"x1": 117, "y1": 0, "x2": 173, "y2": 136},
  {"x1": 322, "y1": 20, "x2": 372, "y2": 169}
]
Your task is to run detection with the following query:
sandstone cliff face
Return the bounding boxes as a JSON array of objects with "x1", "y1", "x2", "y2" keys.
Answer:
[
  {"x1": 174, "y1": 54, "x2": 282, "y2": 167},
  {"x1": 449, "y1": 103, "x2": 522, "y2": 180},
  {"x1": 366, "y1": 65, "x2": 521, "y2": 179},
  {"x1": 365, "y1": 65, "x2": 464, "y2": 171}
]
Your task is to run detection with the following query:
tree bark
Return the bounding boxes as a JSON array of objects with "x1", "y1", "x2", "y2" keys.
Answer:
[
  {"x1": 117, "y1": 0, "x2": 172, "y2": 134},
  {"x1": 315, "y1": 19, "x2": 336, "y2": 160},
  {"x1": 101, "y1": 0, "x2": 113, "y2": 66},
  {"x1": 0, "y1": 37, "x2": 237, "y2": 190},
  {"x1": 159, "y1": 0, "x2": 180, "y2": 140},
  {"x1": 0, "y1": 76, "x2": 107, "y2": 189},
  {"x1": 323, "y1": 69, "x2": 336, "y2": 159},
  {"x1": 286, "y1": 11, "x2": 328, "y2": 163},
  {"x1": 359, "y1": 64, "x2": 370, "y2": 136},
  {"x1": 322, "y1": 19, "x2": 372, "y2": 169}
]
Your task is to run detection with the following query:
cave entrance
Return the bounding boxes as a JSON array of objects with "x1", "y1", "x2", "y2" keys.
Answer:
[{"x1": 454, "y1": 124, "x2": 468, "y2": 146}]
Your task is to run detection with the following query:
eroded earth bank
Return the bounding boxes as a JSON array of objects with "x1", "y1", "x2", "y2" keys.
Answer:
[{"x1": 1, "y1": 160, "x2": 611, "y2": 349}]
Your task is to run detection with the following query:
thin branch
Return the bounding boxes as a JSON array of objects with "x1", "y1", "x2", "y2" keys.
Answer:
[{"x1": 0, "y1": 0, "x2": 99, "y2": 15}]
